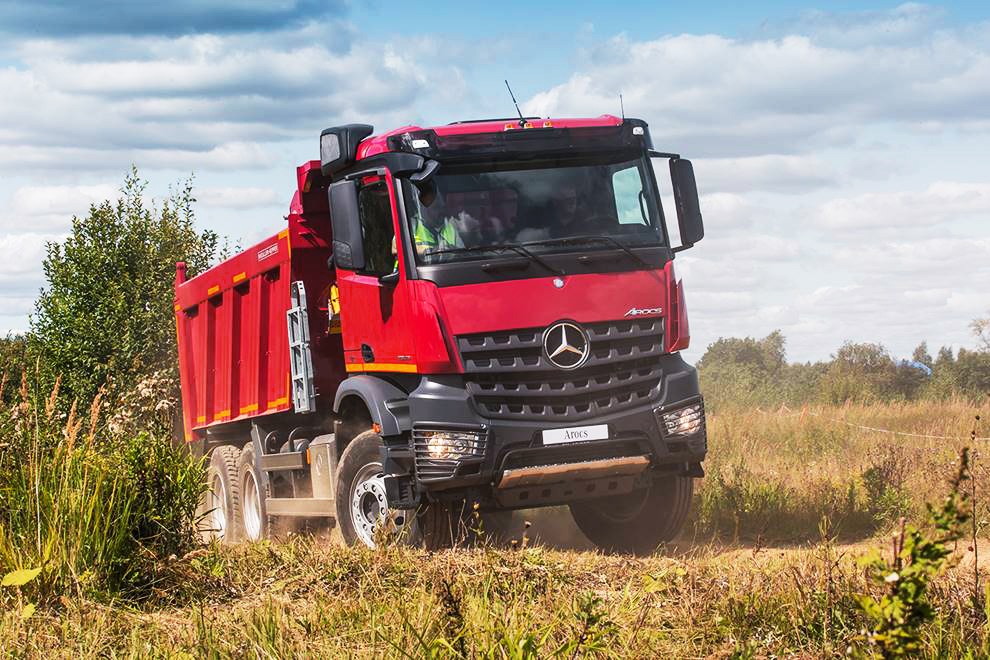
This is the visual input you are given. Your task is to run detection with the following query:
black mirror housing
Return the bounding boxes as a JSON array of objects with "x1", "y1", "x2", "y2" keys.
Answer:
[
  {"x1": 328, "y1": 179, "x2": 365, "y2": 271},
  {"x1": 669, "y1": 158, "x2": 704, "y2": 249}
]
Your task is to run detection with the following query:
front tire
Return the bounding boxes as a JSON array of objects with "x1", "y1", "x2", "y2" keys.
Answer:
[
  {"x1": 196, "y1": 446, "x2": 243, "y2": 544},
  {"x1": 569, "y1": 475, "x2": 693, "y2": 554},
  {"x1": 336, "y1": 430, "x2": 412, "y2": 547}
]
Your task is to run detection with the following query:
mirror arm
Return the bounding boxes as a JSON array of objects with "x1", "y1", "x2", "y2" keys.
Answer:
[
  {"x1": 672, "y1": 244, "x2": 693, "y2": 254},
  {"x1": 378, "y1": 270, "x2": 400, "y2": 285}
]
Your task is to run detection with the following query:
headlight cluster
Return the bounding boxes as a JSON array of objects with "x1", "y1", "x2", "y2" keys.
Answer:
[
  {"x1": 658, "y1": 401, "x2": 705, "y2": 437},
  {"x1": 414, "y1": 429, "x2": 486, "y2": 459}
]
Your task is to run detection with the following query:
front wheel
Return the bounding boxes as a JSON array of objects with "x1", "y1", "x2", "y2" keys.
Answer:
[
  {"x1": 336, "y1": 430, "x2": 412, "y2": 548},
  {"x1": 569, "y1": 475, "x2": 693, "y2": 554}
]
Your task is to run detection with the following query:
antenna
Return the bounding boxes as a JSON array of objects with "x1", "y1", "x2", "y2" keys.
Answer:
[
  {"x1": 619, "y1": 93, "x2": 625, "y2": 120},
  {"x1": 504, "y1": 79, "x2": 527, "y2": 127}
]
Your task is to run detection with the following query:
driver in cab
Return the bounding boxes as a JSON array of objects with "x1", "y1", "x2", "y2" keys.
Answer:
[{"x1": 411, "y1": 187, "x2": 480, "y2": 256}]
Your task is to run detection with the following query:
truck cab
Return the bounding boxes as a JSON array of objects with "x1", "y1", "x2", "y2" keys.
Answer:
[{"x1": 177, "y1": 115, "x2": 707, "y2": 553}]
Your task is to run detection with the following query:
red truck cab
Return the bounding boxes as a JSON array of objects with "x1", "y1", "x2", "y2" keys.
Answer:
[{"x1": 176, "y1": 115, "x2": 707, "y2": 552}]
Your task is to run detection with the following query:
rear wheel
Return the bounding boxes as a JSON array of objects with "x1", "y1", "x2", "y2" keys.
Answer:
[
  {"x1": 238, "y1": 443, "x2": 271, "y2": 542},
  {"x1": 569, "y1": 475, "x2": 693, "y2": 554},
  {"x1": 197, "y1": 446, "x2": 242, "y2": 544}
]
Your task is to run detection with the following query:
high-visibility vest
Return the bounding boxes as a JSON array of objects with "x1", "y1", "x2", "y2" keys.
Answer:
[{"x1": 413, "y1": 217, "x2": 459, "y2": 251}]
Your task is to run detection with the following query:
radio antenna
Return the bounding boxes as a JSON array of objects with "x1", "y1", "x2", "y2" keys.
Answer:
[
  {"x1": 504, "y1": 79, "x2": 527, "y2": 127},
  {"x1": 619, "y1": 93, "x2": 625, "y2": 120}
]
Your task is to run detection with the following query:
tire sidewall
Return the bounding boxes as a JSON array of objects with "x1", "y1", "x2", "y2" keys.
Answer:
[
  {"x1": 198, "y1": 446, "x2": 241, "y2": 544},
  {"x1": 570, "y1": 475, "x2": 694, "y2": 554},
  {"x1": 335, "y1": 430, "x2": 388, "y2": 547},
  {"x1": 237, "y1": 443, "x2": 271, "y2": 542}
]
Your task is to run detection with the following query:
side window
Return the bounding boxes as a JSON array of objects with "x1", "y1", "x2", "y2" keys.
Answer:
[
  {"x1": 612, "y1": 165, "x2": 648, "y2": 225},
  {"x1": 357, "y1": 181, "x2": 396, "y2": 276}
]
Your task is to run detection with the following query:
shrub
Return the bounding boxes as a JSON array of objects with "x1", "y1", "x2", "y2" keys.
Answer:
[{"x1": 29, "y1": 169, "x2": 218, "y2": 431}]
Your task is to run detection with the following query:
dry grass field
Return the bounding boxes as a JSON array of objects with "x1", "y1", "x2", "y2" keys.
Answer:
[{"x1": 2, "y1": 398, "x2": 989, "y2": 657}]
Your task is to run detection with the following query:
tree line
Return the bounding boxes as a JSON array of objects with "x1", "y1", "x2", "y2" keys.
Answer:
[{"x1": 697, "y1": 326, "x2": 990, "y2": 411}]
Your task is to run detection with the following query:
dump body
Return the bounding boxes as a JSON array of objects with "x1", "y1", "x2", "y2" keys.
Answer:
[{"x1": 174, "y1": 162, "x2": 341, "y2": 440}]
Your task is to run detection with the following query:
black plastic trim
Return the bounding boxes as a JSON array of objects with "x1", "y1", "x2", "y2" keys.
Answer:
[{"x1": 332, "y1": 375, "x2": 412, "y2": 437}]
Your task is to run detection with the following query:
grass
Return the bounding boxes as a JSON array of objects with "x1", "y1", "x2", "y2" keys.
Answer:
[{"x1": 1, "y1": 397, "x2": 989, "y2": 656}]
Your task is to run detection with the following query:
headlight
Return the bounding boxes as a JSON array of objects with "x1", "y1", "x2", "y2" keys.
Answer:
[
  {"x1": 658, "y1": 401, "x2": 705, "y2": 437},
  {"x1": 417, "y1": 430, "x2": 486, "y2": 460},
  {"x1": 413, "y1": 428, "x2": 487, "y2": 482}
]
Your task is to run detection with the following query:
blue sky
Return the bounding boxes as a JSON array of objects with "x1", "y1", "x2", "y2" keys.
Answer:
[{"x1": 1, "y1": 1, "x2": 988, "y2": 363}]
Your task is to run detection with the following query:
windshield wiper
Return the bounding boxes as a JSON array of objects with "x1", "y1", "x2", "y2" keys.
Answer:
[
  {"x1": 425, "y1": 243, "x2": 564, "y2": 276},
  {"x1": 521, "y1": 235, "x2": 654, "y2": 269}
]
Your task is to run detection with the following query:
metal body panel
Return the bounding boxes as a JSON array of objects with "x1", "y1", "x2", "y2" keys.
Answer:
[
  {"x1": 175, "y1": 161, "x2": 345, "y2": 441},
  {"x1": 497, "y1": 455, "x2": 650, "y2": 489}
]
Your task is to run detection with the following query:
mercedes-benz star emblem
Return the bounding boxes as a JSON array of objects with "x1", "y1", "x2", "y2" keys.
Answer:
[{"x1": 543, "y1": 321, "x2": 590, "y2": 370}]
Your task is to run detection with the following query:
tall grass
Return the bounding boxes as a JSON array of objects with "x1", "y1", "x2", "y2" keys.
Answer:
[
  {"x1": 691, "y1": 397, "x2": 989, "y2": 542},
  {"x1": 0, "y1": 374, "x2": 205, "y2": 605}
]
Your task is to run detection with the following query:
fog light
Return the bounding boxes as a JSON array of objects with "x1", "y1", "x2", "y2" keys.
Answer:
[
  {"x1": 659, "y1": 401, "x2": 705, "y2": 437},
  {"x1": 421, "y1": 430, "x2": 485, "y2": 460}
]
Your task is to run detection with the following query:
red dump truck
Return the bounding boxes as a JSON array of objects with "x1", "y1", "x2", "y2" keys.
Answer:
[{"x1": 175, "y1": 115, "x2": 707, "y2": 552}]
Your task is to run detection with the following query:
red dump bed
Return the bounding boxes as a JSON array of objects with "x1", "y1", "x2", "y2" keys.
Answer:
[{"x1": 174, "y1": 161, "x2": 341, "y2": 441}]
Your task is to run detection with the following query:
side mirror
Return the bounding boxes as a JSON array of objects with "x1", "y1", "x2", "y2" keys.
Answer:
[
  {"x1": 411, "y1": 159, "x2": 440, "y2": 206},
  {"x1": 669, "y1": 159, "x2": 704, "y2": 251},
  {"x1": 328, "y1": 179, "x2": 366, "y2": 271}
]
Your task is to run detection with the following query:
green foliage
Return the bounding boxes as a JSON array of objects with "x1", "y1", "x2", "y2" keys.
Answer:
[
  {"x1": 856, "y1": 449, "x2": 971, "y2": 657},
  {"x1": 699, "y1": 323, "x2": 990, "y2": 409},
  {"x1": 0, "y1": 378, "x2": 205, "y2": 605},
  {"x1": 29, "y1": 168, "x2": 217, "y2": 423}
]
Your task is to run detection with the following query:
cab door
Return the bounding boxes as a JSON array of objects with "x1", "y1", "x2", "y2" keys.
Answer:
[{"x1": 335, "y1": 170, "x2": 418, "y2": 374}]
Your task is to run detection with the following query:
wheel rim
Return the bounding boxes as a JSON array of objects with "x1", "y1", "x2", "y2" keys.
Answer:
[
  {"x1": 242, "y1": 468, "x2": 263, "y2": 541},
  {"x1": 208, "y1": 473, "x2": 227, "y2": 538},
  {"x1": 350, "y1": 462, "x2": 406, "y2": 548}
]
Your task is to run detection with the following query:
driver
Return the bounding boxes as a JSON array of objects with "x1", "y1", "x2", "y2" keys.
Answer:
[
  {"x1": 411, "y1": 187, "x2": 464, "y2": 256},
  {"x1": 550, "y1": 183, "x2": 592, "y2": 237}
]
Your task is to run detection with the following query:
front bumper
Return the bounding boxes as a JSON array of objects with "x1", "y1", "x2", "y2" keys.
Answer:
[{"x1": 384, "y1": 352, "x2": 707, "y2": 509}]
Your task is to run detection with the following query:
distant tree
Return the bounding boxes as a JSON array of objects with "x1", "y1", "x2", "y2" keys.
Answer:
[
  {"x1": 697, "y1": 331, "x2": 791, "y2": 409},
  {"x1": 911, "y1": 341, "x2": 933, "y2": 369},
  {"x1": 819, "y1": 341, "x2": 899, "y2": 404},
  {"x1": 30, "y1": 168, "x2": 218, "y2": 412},
  {"x1": 971, "y1": 312, "x2": 990, "y2": 351}
]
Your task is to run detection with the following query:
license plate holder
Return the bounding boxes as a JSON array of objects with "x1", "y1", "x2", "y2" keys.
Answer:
[{"x1": 542, "y1": 424, "x2": 609, "y2": 446}]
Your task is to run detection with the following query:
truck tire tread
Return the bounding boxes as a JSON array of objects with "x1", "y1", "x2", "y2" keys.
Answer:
[{"x1": 198, "y1": 445, "x2": 243, "y2": 544}]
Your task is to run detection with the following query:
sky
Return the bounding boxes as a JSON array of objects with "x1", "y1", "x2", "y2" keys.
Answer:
[{"x1": 1, "y1": 1, "x2": 988, "y2": 364}]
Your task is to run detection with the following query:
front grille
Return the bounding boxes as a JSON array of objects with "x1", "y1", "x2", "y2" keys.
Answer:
[{"x1": 457, "y1": 318, "x2": 664, "y2": 421}]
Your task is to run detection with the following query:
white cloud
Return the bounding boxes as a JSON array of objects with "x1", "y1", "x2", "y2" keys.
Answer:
[
  {"x1": 197, "y1": 186, "x2": 279, "y2": 209},
  {"x1": 524, "y1": 23, "x2": 990, "y2": 157},
  {"x1": 5, "y1": 184, "x2": 117, "y2": 232},
  {"x1": 696, "y1": 155, "x2": 838, "y2": 194},
  {"x1": 816, "y1": 182, "x2": 990, "y2": 231}
]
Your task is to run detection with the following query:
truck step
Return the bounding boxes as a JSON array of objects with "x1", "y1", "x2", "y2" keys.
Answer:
[
  {"x1": 265, "y1": 497, "x2": 335, "y2": 517},
  {"x1": 258, "y1": 452, "x2": 307, "y2": 472}
]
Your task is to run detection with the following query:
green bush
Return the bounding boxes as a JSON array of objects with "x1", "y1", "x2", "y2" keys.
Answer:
[{"x1": 29, "y1": 169, "x2": 217, "y2": 430}]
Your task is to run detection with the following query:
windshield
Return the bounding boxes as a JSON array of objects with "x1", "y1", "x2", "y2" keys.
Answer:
[{"x1": 401, "y1": 154, "x2": 665, "y2": 266}]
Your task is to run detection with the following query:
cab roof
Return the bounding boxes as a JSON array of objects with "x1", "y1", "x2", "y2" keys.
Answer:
[{"x1": 356, "y1": 115, "x2": 625, "y2": 161}]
